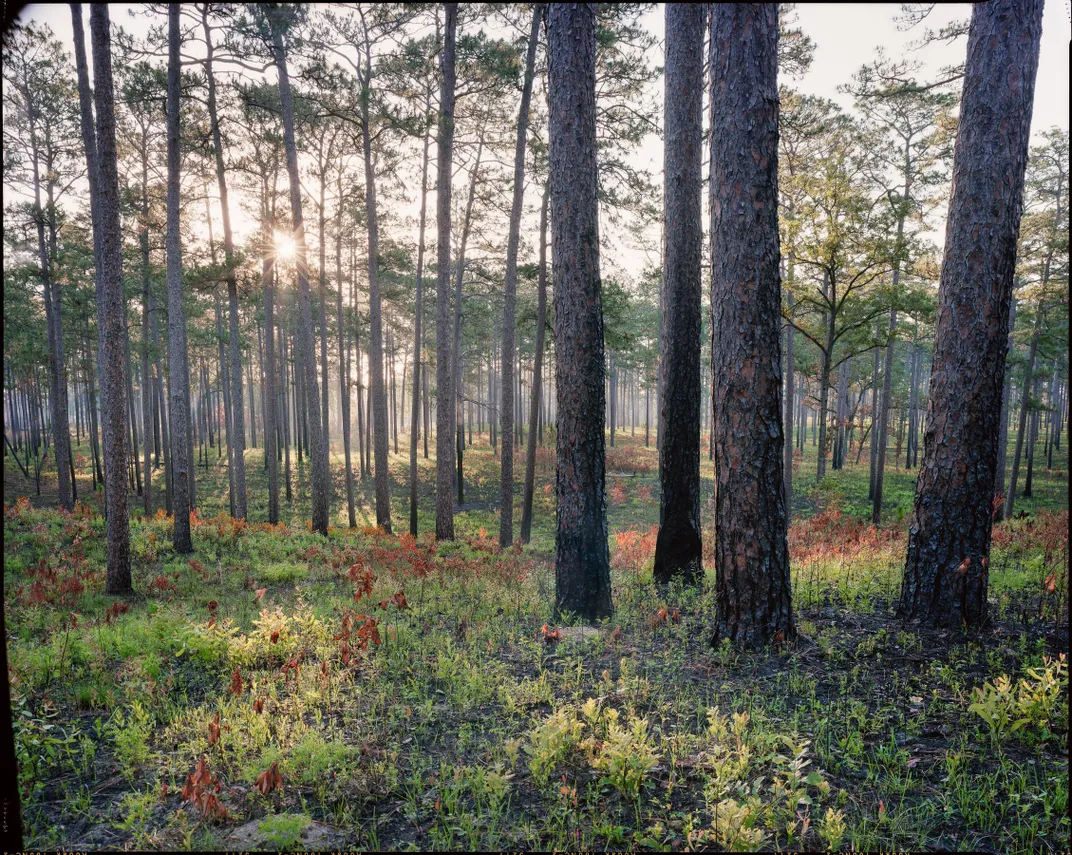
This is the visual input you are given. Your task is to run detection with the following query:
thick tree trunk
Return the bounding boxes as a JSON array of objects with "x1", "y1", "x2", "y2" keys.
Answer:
[
  {"x1": 548, "y1": 2, "x2": 612, "y2": 621},
  {"x1": 654, "y1": 3, "x2": 704, "y2": 585},
  {"x1": 521, "y1": 185, "x2": 551, "y2": 544},
  {"x1": 499, "y1": 4, "x2": 542, "y2": 548},
  {"x1": 709, "y1": 3, "x2": 793, "y2": 650},
  {"x1": 271, "y1": 14, "x2": 331, "y2": 535},
  {"x1": 899, "y1": 0, "x2": 1042, "y2": 629},
  {"x1": 435, "y1": 4, "x2": 458, "y2": 540}
]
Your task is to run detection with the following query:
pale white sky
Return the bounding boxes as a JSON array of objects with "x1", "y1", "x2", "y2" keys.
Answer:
[
  {"x1": 13, "y1": 2, "x2": 1072, "y2": 283},
  {"x1": 620, "y1": 2, "x2": 1071, "y2": 272}
]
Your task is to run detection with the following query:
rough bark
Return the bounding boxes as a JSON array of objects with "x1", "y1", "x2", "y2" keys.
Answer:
[
  {"x1": 548, "y1": 2, "x2": 612, "y2": 621},
  {"x1": 654, "y1": 2, "x2": 704, "y2": 585},
  {"x1": 899, "y1": 0, "x2": 1043, "y2": 630},
  {"x1": 435, "y1": 3, "x2": 458, "y2": 541},
  {"x1": 709, "y1": 3, "x2": 793, "y2": 650},
  {"x1": 499, "y1": 3, "x2": 542, "y2": 548},
  {"x1": 270, "y1": 12, "x2": 331, "y2": 535}
]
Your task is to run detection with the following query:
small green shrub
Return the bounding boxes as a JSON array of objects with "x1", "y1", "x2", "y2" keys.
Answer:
[
  {"x1": 526, "y1": 708, "x2": 583, "y2": 786},
  {"x1": 259, "y1": 813, "x2": 310, "y2": 850}
]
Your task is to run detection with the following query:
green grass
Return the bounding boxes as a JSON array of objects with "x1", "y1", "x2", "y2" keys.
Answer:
[{"x1": 3, "y1": 429, "x2": 1068, "y2": 851}]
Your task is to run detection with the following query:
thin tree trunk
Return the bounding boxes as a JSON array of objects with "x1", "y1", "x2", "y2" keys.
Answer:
[
  {"x1": 203, "y1": 5, "x2": 246, "y2": 518},
  {"x1": 784, "y1": 288, "x2": 795, "y2": 513},
  {"x1": 271, "y1": 13, "x2": 330, "y2": 534},
  {"x1": 357, "y1": 19, "x2": 391, "y2": 532},
  {"x1": 215, "y1": 291, "x2": 236, "y2": 516},
  {"x1": 84, "y1": 3, "x2": 132, "y2": 589},
  {"x1": 435, "y1": 3, "x2": 458, "y2": 540},
  {"x1": 335, "y1": 173, "x2": 355, "y2": 529},
  {"x1": 499, "y1": 3, "x2": 542, "y2": 547},
  {"x1": 1005, "y1": 302, "x2": 1043, "y2": 520},
  {"x1": 654, "y1": 1, "x2": 704, "y2": 584},
  {"x1": 521, "y1": 184, "x2": 550, "y2": 543},
  {"x1": 263, "y1": 253, "x2": 279, "y2": 523},
  {"x1": 409, "y1": 91, "x2": 432, "y2": 534},
  {"x1": 26, "y1": 65, "x2": 73, "y2": 510}
]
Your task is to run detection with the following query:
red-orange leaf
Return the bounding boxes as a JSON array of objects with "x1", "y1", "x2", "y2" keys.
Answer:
[{"x1": 255, "y1": 761, "x2": 282, "y2": 796}]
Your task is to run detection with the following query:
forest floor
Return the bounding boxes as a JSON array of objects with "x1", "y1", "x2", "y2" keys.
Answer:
[{"x1": 4, "y1": 433, "x2": 1069, "y2": 852}]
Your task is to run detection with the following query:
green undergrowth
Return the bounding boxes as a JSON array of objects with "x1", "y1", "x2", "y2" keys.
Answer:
[{"x1": 4, "y1": 436, "x2": 1069, "y2": 852}]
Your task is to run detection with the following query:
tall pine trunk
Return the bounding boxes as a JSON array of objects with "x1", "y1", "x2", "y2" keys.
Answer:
[
  {"x1": 520, "y1": 185, "x2": 551, "y2": 543},
  {"x1": 435, "y1": 4, "x2": 458, "y2": 540},
  {"x1": 163, "y1": 3, "x2": 192, "y2": 551},
  {"x1": 270, "y1": 12, "x2": 331, "y2": 535},
  {"x1": 358, "y1": 25, "x2": 392, "y2": 532},
  {"x1": 709, "y1": 2, "x2": 793, "y2": 650},
  {"x1": 409, "y1": 85, "x2": 432, "y2": 537},
  {"x1": 87, "y1": 3, "x2": 132, "y2": 591},
  {"x1": 1005, "y1": 306, "x2": 1043, "y2": 520},
  {"x1": 203, "y1": 7, "x2": 246, "y2": 518},
  {"x1": 499, "y1": 4, "x2": 542, "y2": 547},
  {"x1": 653, "y1": 2, "x2": 704, "y2": 585},
  {"x1": 548, "y1": 2, "x2": 612, "y2": 621},
  {"x1": 899, "y1": 0, "x2": 1042, "y2": 629},
  {"x1": 335, "y1": 173, "x2": 356, "y2": 528}
]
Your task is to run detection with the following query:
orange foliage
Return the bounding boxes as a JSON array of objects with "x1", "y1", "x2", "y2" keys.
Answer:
[
  {"x1": 611, "y1": 526, "x2": 659, "y2": 574},
  {"x1": 181, "y1": 757, "x2": 230, "y2": 821},
  {"x1": 255, "y1": 761, "x2": 282, "y2": 796},
  {"x1": 787, "y1": 508, "x2": 903, "y2": 565}
]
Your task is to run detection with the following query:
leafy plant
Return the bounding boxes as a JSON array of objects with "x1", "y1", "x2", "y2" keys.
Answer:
[
  {"x1": 526, "y1": 708, "x2": 584, "y2": 786},
  {"x1": 589, "y1": 710, "x2": 660, "y2": 801},
  {"x1": 817, "y1": 806, "x2": 847, "y2": 851},
  {"x1": 710, "y1": 797, "x2": 767, "y2": 851}
]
